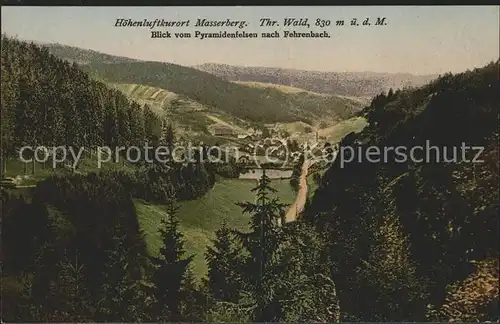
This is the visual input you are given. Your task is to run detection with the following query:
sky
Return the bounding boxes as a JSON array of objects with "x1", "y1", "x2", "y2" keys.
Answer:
[{"x1": 2, "y1": 6, "x2": 499, "y2": 75}]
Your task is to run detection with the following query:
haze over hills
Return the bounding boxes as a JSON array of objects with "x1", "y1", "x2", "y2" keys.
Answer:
[
  {"x1": 41, "y1": 43, "x2": 141, "y2": 64},
  {"x1": 42, "y1": 42, "x2": 436, "y2": 100},
  {"x1": 194, "y1": 63, "x2": 439, "y2": 98},
  {"x1": 2, "y1": 11, "x2": 499, "y2": 321},
  {"x1": 41, "y1": 42, "x2": 365, "y2": 129}
]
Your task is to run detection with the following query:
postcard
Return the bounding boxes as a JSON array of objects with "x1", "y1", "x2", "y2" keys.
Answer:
[{"x1": 1, "y1": 5, "x2": 499, "y2": 323}]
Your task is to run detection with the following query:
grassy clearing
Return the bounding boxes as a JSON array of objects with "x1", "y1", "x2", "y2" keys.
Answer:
[
  {"x1": 233, "y1": 81, "x2": 327, "y2": 96},
  {"x1": 4, "y1": 154, "x2": 135, "y2": 186},
  {"x1": 110, "y1": 83, "x2": 181, "y2": 113},
  {"x1": 269, "y1": 121, "x2": 314, "y2": 135},
  {"x1": 111, "y1": 82, "x2": 253, "y2": 143},
  {"x1": 135, "y1": 178, "x2": 296, "y2": 279},
  {"x1": 317, "y1": 116, "x2": 368, "y2": 143}
]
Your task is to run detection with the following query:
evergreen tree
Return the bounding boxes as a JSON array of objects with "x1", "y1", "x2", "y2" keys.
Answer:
[
  {"x1": 236, "y1": 169, "x2": 287, "y2": 319},
  {"x1": 162, "y1": 120, "x2": 175, "y2": 154},
  {"x1": 289, "y1": 153, "x2": 304, "y2": 192},
  {"x1": 150, "y1": 199, "x2": 194, "y2": 322},
  {"x1": 353, "y1": 211, "x2": 428, "y2": 321},
  {"x1": 259, "y1": 222, "x2": 340, "y2": 322},
  {"x1": 96, "y1": 224, "x2": 147, "y2": 322},
  {"x1": 205, "y1": 219, "x2": 245, "y2": 303},
  {"x1": 144, "y1": 104, "x2": 161, "y2": 147},
  {"x1": 16, "y1": 252, "x2": 94, "y2": 322},
  {"x1": 54, "y1": 253, "x2": 94, "y2": 322}
]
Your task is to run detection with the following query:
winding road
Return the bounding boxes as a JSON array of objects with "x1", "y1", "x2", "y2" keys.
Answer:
[{"x1": 284, "y1": 158, "x2": 312, "y2": 223}]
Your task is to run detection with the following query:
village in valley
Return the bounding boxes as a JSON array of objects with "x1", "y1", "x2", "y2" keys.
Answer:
[{"x1": 202, "y1": 124, "x2": 339, "y2": 180}]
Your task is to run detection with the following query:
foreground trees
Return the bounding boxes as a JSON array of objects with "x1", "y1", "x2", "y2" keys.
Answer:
[
  {"x1": 2, "y1": 175, "x2": 207, "y2": 322},
  {"x1": 1, "y1": 35, "x2": 163, "y2": 173},
  {"x1": 206, "y1": 170, "x2": 340, "y2": 322},
  {"x1": 304, "y1": 61, "x2": 499, "y2": 321},
  {"x1": 2, "y1": 34, "x2": 497, "y2": 322}
]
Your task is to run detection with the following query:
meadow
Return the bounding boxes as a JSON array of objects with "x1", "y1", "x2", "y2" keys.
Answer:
[{"x1": 135, "y1": 178, "x2": 296, "y2": 278}]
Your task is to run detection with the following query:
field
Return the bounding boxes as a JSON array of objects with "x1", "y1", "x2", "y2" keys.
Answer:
[
  {"x1": 135, "y1": 178, "x2": 296, "y2": 278},
  {"x1": 317, "y1": 116, "x2": 368, "y2": 142},
  {"x1": 4, "y1": 157, "x2": 296, "y2": 279},
  {"x1": 3, "y1": 154, "x2": 135, "y2": 186},
  {"x1": 233, "y1": 81, "x2": 328, "y2": 95}
]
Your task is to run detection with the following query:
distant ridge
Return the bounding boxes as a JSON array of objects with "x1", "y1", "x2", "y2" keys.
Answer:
[
  {"x1": 193, "y1": 63, "x2": 439, "y2": 98},
  {"x1": 38, "y1": 41, "x2": 437, "y2": 99},
  {"x1": 41, "y1": 42, "x2": 365, "y2": 124},
  {"x1": 42, "y1": 43, "x2": 142, "y2": 65}
]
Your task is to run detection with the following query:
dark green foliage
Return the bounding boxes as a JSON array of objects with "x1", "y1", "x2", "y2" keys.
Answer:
[
  {"x1": 0, "y1": 35, "x2": 161, "y2": 166},
  {"x1": 289, "y1": 153, "x2": 304, "y2": 192},
  {"x1": 205, "y1": 219, "x2": 245, "y2": 303},
  {"x1": 76, "y1": 60, "x2": 363, "y2": 124},
  {"x1": 43, "y1": 43, "x2": 139, "y2": 64},
  {"x1": 305, "y1": 61, "x2": 500, "y2": 321},
  {"x1": 205, "y1": 170, "x2": 341, "y2": 322},
  {"x1": 3, "y1": 34, "x2": 498, "y2": 323},
  {"x1": 236, "y1": 170, "x2": 287, "y2": 291},
  {"x1": 214, "y1": 155, "x2": 242, "y2": 178},
  {"x1": 96, "y1": 161, "x2": 215, "y2": 204},
  {"x1": 149, "y1": 199, "x2": 202, "y2": 322},
  {"x1": 3, "y1": 174, "x2": 149, "y2": 321},
  {"x1": 2, "y1": 171, "x2": 210, "y2": 322},
  {"x1": 426, "y1": 258, "x2": 499, "y2": 322},
  {"x1": 259, "y1": 222, "x2": 340, "y2": 322}
]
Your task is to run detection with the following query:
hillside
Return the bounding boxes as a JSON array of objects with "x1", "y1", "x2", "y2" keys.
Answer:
[
  {"x1": 0, "y1": 36, "x2": 163, "y2": 174},
  {"x1": 304, "y1": 61, "x2": 499, "y2": 321},
  {"x1": 41, "y1": 43, "x2": 365, "y2": 124},
  {"x1": 2, "y1": 33, "x2": 498, "y2": 323},
  {"x1": 79, "y1": 61, "x2": 364, "y2": 124},
  {"x1": 109, "y1": 80, "x2": 365, "y2": 140},
  {"x1": 135, "y1": 178, "x2": 295, "y2": 278},
  {"x1": 108, "y1": 83, "x2": 251, "y2": 142},
  {"x1": 41, "y1": 43, "x2": 141, "y2": 64},
  {"x1": 194, "y1": 63, "x2": 438, "y2": 98}
]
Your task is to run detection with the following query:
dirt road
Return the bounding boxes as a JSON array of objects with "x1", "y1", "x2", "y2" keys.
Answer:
[{"x1": 284, "y1": 159, "x2": 312, "y2": 223}]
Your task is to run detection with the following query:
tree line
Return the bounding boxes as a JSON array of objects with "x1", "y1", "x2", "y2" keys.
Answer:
[
  {"x1": 1, "y1": 35, "x2": 163, "y2": 175},
  {"x1": 1, "y1": 33, "x2": 498, "y2": 322},
  {"x1": 303, "y1": 60, "x2": 499, "y2": 321},
  {"x1": 2, "y1": 168, "x2": 339, "y2": 322}
]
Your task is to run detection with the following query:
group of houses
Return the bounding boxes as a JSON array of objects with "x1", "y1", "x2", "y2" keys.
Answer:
[{"x1": 209, "y1": 125, "x2": 263, "y2": 140}]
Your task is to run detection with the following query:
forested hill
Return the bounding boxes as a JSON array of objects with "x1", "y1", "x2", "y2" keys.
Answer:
[
  {"x1": 194, "y1": 63, "x2": 438, "y2": 98},
  {"x1": 1, "y1": 35, "x2": 163, "y2": 163},
  {"x1": 41, "y1": 43, "x2": 141, "y2": 64},
  {"x1": 303, "y1": 61, "x2": 499, "y2": 321},
  {"x1": 39, "y1": 42, "x2": 364, "y2": 124},
  {"x1": 78, "y1": 61, "x2": 362, "y2": 123}
]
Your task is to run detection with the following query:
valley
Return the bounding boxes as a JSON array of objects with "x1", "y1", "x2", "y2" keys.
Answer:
[
  {"x1": 194, "y1": 63, "x2": 438, "y2": 98},
  {"x1": 1, "y1": 25, "x2": 498, "y2": 323},
  {"x1": 2, "y1": 38, "x2": 369, "y2": 286},
  {"x1": 135, "y1": 178, "x2": 296, "y2": 278}
]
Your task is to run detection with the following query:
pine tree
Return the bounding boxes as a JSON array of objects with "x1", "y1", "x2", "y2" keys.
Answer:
[
  {"x1": 55, "y1": 253, "x2": 94, "y2": 322},
  {"x1": 235, "y1": 169, "x2": 287, "y2": 318},
  {"x1": 353, "y1": 212, "x2": 428, "y2": 321},
  {"x1": 290, "y1": 153, "x2": 304, "y2": 192},
  {"x1": 259, "y1": 222, "x2": 340, "y2": 322},
  {"x1": 96, "y1": 225, "x2": 146, "y2": 322},
  {"x1": 205, "y1": 219, "x2": 245, "y2": 303},
  {"x1": 0, "y1": 36, "x2": 19, "y2": 176},
  {"x1": 162, "y1": 121, "x2": 175, "y2": 148},
  {"x1": 18, "y1": 252, "x2": 94, "y2": 322},
  {"x1": 150, "y1": 199, "x2": 194, "y2": 322},
  {"x1": 143, "y1": 104, "x2": 161, "y2": 147}
]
